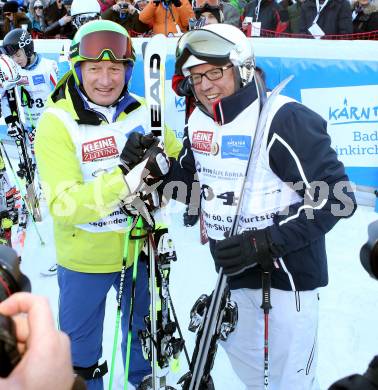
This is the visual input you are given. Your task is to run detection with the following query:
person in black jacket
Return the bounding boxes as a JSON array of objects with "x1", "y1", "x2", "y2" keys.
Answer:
[
  {"x1": 43, "y1": 0, "x2": 74, "y2": 38},
  {"x1": 1, "y1": 1, "x2": 31, "y2": 39},
  {"x1": 101, "y1": 0, "x2": 150, "y2": 35},
  {"x1": 123, "y1": 24, "x2": 357, "y2": 389},
  {"x1": 299, "y1": 0, "x2": 353, "y2": 37},
  {"x1": 242, "y1": 0, "x2": 288, "y2": 35},
  {"x1": 352, "y1": 0, "x2": 378, "y2": 34}
]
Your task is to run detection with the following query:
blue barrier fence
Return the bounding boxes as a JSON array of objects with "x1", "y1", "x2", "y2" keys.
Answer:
[{"x1": 1, "y1": 38, "x2": 377, "y2": 188}]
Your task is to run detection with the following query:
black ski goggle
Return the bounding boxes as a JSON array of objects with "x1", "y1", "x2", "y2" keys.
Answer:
[{"x1": 175, "y1": 29, "x2": 234, "y2": 72}]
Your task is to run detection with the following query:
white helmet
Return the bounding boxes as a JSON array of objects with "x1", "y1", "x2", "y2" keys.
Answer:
[
  {"x1": 71, "y1": 0, "x2": 101, "y2": 29},
  {"x1": 176, "y1": 24, "x2": 255, "y2": 87},
  {"x1": 0, "y1": 54, "x2": 20, "y2": 91}
]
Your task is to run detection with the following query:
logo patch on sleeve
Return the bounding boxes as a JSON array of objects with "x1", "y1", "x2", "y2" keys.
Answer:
[
  {"x1": 221, "y1": 135, "x2": 251, "y2": 160},
  {"x1": 82, "y1": 136, "x2": 119, "y2": 162},
  {"x1": 192, "y1": 131, "x2": 213, "y2": 154},
  {"x1": 32, "y1": 74, "x2": 45, "y2": 85}
]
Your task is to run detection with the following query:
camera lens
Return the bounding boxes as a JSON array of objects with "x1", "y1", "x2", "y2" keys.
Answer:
[
  {"x1": 0, "y1": 246, "x2": 30, "y2": 303},
  {"x1": 0, "y1": 246, "x2": 28, "y2": 378}
]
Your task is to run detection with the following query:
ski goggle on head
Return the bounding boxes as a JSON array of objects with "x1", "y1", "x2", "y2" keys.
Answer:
[
  {"x1": 71, "y1": 30, "x2": 134, "y2": 63},
  {"x1": 175, "y1": 29, "x2": 234, "y2": 74}
]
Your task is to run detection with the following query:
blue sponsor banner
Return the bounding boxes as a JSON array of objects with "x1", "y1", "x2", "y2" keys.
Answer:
[
  {"x1": 1, "y1": 38, "x2": 377, "y2": 188},
  {"x1": 221, "y1": 135, "x2": 251, "y2": 160}
]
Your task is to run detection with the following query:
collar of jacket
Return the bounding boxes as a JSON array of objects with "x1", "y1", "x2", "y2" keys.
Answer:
[
  {"x1": 49, "y1": 71, "x2": 141, "y2": 125},
  {"x1": 212, "y1": 80, "x2": 258, "y2": 125},
  {"x1": 25, "y1": 52, "x2": 41, "y2": 71}
]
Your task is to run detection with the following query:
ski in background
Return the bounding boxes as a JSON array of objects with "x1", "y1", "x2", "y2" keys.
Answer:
[
  {"x1": 0, "y1": 141, "x2": 45, "y2": 256},
  {"x1": 0, "y1": 147, "x2": 19, "y2": 247},
  {"x1": 139, "y1": 34, "x2": 188, "y2": 390},
  {"x1": 3, "y1": 86, "x2": 41, "y2": 223},
  {"x1": 179, "y1": 76, "x2": 293, "y2": 390}
]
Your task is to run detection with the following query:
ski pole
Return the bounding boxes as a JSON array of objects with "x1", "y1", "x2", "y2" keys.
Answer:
[
  {"x1": 261, "y1": 272, "x2": 272, "y2": 390},
  {"x1": 0, "y1": 141, "x2": 44, "y2": 246},
  {"x1": 124, "y1": 216, "x2": 144, "y2": 390},
  {"x1": 20, "y1": 87, "x2": 37, "y2": 130},
  {"x1": 108, "y1": 215, "x2": 133, "y2": 390}
]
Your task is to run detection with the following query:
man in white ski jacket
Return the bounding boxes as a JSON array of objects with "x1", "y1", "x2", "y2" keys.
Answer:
[{"x1": 123, "y1": 24, "x2": 357, "y2": 390}]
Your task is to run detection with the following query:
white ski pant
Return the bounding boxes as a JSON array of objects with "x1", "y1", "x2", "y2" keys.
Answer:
[{"x1": 221, "y1": 288, "x2": 320, "y2": 390}]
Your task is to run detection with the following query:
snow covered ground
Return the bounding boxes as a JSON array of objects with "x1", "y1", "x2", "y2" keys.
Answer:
[{"x1": 18, "y1": 198, "x2": 378, "y2": 390}]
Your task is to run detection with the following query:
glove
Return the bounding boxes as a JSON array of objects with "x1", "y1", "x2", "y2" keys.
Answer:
[
  {"x1": 213, "y1": 228, "x2": 276, "y2": 276},
  {"x1": 120, "y1": 190, "x2": 159, "y2": 231},
  {"x1": 5, "y1": 116, "x2": 24, "y2": 140},
  {"x1": 120, "y1": 132, "x2": 170, "y2": 190},
  {"x1": 120, "y1": 132, "x2": 157, "y2": 169}
]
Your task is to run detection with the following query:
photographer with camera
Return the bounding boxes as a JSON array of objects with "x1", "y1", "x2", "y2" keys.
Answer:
[
  {"x1": 0, "y1": 245, "x2": 85, "y2": 389},
  {"x1": 139, "y1": 0, "x2": 194, "y2": 36},
  {"x1": 101, "y1": 0, "x2": 151, "y2": 34}
]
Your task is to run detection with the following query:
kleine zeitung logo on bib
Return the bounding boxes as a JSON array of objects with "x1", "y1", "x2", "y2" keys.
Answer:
[
  {"x1": 82, "y1": 136, "x2": 119, "y2": 162},
  {"x1": 192, "y1": 131, "x2": 213, "y2": 154}
]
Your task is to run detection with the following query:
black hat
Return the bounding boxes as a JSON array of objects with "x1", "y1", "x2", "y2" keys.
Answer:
[
  {"x1": 193, "y1": 3, "x2": 224, "y2": 23},
  {"x1": 3, "y1": 1, "x2": 19, "y2": 13}
]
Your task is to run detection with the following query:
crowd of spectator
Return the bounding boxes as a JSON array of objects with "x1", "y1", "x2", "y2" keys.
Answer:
[{"x1": 0, "y1": 0, "x2": 377, "y2": 40}]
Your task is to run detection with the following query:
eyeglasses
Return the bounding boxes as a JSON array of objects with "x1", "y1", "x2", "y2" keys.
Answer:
[
  {"x1": 70, "y1": 30, "x2": 135, "y2": 62},
  {"x1": 34, "y1": 6, "x2": 43, "y2": 10},
  {"x1": 189, "y1": 64, "x2": 233, "y2": 85}
]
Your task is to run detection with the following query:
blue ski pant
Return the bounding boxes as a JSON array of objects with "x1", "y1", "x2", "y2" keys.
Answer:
[{"x1": 57, "y1": 255, "x2": 151, "y2": 390}]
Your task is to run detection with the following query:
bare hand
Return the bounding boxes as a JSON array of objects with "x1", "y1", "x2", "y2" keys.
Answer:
[
  {"x1": 0, "y1": 293, "x2": 75, "y2": 390},
  {"x1": 128, "y1": 4, "x2": 137, "y2": 14},
  {"x1": 61, "y1": 15, "x2": 72, "y2": 25}
]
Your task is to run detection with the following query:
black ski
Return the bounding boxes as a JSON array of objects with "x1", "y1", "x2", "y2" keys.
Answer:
[{"x1": 139, "y1": 231, "x2": 188, "y2": 389}]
